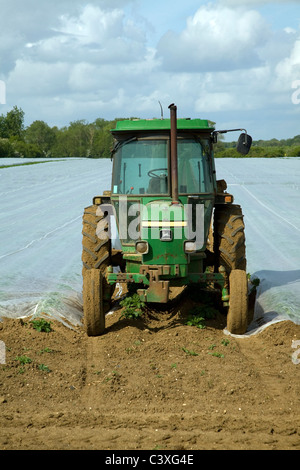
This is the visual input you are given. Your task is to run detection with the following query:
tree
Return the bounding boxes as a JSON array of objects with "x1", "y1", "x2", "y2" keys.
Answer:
[
  {"x1": 0, "y1": 138, "x2": 14, "y2": 158},
  {"x1": 5, "y1": 106, "x2": 25, "y2": 138},
  {"x1": 25, "y1": 120, "x2": 56, "y2": 156},
  {"x1": 12, "y1": 140, "x2": 43, "y2": 158},
  {"x1": 0, "y1": 115, "x2": 7, "y2": 138}
]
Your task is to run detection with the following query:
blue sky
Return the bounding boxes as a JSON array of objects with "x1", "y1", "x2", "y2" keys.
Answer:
[{"x1": 0, "y1": 0, "x2": 300, "y2": 140}]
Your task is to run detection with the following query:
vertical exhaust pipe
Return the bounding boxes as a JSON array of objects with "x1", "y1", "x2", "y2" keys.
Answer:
[{"x1": 169, "y1": 103, "x2": 179, "y2": 205}]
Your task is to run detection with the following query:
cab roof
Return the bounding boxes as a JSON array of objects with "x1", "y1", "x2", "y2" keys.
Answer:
[{"x1": 111, "y1": 118, "x2": 214, "y2": 133}]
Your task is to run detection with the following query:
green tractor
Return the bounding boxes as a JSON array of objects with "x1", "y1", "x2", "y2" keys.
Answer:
[{"x1": 82, "y1": 104, "x2": 252, "y2": 336}]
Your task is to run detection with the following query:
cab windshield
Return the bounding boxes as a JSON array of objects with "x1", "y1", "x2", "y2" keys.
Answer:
[{"x1": 112, "y1": 137, "x2": 213, "y2": 195}]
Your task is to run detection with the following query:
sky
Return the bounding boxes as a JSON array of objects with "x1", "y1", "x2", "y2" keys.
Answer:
[{"x1": 0, "y1": 0, "x2": 300, "y2": 141}]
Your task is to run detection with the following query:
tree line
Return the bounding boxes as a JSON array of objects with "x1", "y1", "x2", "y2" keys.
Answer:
[
  {"x1": 0, "y1": 106, "x2": 121, "y2": 159},
  {"x1": 0, "y1": 105, "x2": 299, "y2": 158}
]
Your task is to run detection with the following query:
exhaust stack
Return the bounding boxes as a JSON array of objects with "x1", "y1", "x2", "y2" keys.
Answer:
[{"x1": 169, "y1": 103, "x2": 179, "y2": 205}]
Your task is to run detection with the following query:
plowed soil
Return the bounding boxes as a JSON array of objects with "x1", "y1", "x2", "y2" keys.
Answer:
[{"x1": 1, "y1": 294, "x2": 300, "y2": 451}]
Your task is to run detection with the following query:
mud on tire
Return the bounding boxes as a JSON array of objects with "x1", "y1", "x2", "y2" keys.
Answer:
[
  {"x1": 83, "y1": 268, "x2": 106, "y2": 336},
  {"x1": 214, "y1": 204, "x2": 246, "y2": 272},
  {"x1": 227, "y1": 269, "x2": 248, "y2": 335},
  {"x1": 82, "y1": 205, "x2": 111, "y2": 273},
  {"x1": 82, "y1": 205, "x2": 112, "y2": 335}
]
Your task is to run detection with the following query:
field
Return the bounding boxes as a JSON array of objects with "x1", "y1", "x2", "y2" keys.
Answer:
[
  {"x1": 1, "y1": 313, "x2": 300, "y2": 451},
  {"x1": 0, "y1": 157, "x2": 299, "y2": 451}
]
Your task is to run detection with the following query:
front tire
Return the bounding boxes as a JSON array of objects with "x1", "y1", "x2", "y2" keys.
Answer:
[
  {"x1": 82, "y1": 204, "x2": 112, "y2": 336},
  {"x1": 227, "y1": 269, "x2": 248, "y2": 335},
  {"x1": 83, "y1": 268, "x2": 105, "y2": 336}
]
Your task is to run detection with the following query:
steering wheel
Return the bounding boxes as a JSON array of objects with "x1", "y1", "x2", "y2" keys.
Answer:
[{"x1": 148, "y1": 168, "x2": 168, "y2": 178}]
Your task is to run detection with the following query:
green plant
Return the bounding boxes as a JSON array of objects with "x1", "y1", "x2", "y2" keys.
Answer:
[
  {"x1": 182, "y1": 347, "x2": 198, "y2": 356},
  {"x1": 185, "y1": 304, "x2": 218, "y2": 329},
  {"x1": 38, "y1": 364, "x2": 51, "y2": 373},
  {"x1": 119, "y1": 294, "x2": 145, "y2": 320},
  {"x1": 209, "y1": 352, "x2": 224, "y2": 358},
  {"x1": 247, "y1": 274, "x2": 260, "y2": 293},
  {"x1": 38, "y1": 347, "x2": 53, "y2": 355},
  {"x1": 15, "y1": 355, "x2": 32, "y2": 365},
  {"x1": 30, "y1": 318, "x2": 53, "y2": 333},
  {"x1": 185, "y1": 314, "x2": 206, "y2": 329}
]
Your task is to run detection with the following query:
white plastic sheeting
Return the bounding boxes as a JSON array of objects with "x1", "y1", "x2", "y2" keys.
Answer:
[{"x1": 0, "y1": 157, "x2": 299, "y2": 334}]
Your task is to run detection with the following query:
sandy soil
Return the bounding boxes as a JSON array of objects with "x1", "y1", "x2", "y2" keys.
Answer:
[{"x1": 0, "y1": 293, "x2": 300, "y2": 451}]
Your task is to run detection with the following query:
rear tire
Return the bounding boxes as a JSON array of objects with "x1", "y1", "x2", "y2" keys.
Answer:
[
  {"x1": 214, "y1": 204, "x2": 246, "y2": 272},
  {"x1": 83, "y1": 268, "x2": 105, "y2": 336},
  {"x1": 227, "y1": 269, "x2": 248, "y2": 335}
]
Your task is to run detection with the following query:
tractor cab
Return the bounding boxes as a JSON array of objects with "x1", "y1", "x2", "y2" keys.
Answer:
[{"x1": 111, "y1": 119, "x2": 215, "y2": 197}]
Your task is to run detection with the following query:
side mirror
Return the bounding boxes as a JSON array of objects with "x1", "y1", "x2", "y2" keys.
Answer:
[{"x1": 237, "y1": 133, "x2": 252, "y2": 155}]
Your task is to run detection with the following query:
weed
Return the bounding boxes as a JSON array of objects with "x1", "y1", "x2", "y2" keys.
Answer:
[
  {"x1": 248, "y1": 274, "x2": 260, "y2": 293},
  {"x1": 119, "y1": 294, "x2": 145, "y2": 320},
  {"x1": 209, "y1": 352, "x2": 224, "y2": 358},
  {"x1": 221, "y1": 339, "x2": 230, "y2": 347},
  {"x1": 182, "y1": 347, "x2": 198, "y2": 356},
  {"x1": 185, "y1": 304, "x2": 218, "y2": 329},
  {"x1": 15, "y1": 355, "x2": 32, "y2": 365},
  {"x1": 185, "y1": 314, "x2": 206, "y2": 329},
  {"x1": 38, "y1": 364, "x2": 51, "y2": 373},
  {"x1": 104, "y1": 370, "x2": 120, "y2": 382},
  {"x1": 38, "y1": 347, "x2": 53, "y2": 355},
  {"x1": 30, "y1": 318, "x2": 53, "y2": 333}
]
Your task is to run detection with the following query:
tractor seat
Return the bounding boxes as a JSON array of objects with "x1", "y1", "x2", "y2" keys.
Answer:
[{"x1": 148, "y1": 176, "x2": 167, "y2": 194}]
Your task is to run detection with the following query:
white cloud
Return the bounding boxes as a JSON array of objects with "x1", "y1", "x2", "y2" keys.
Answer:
[
  {"x1": 1, "y1": 0, "x2": 300, "y2": 140},
  {"x1": 156, "y1": 5, "x2": 269, "y2": 72},
  {"x1": 21, "y1": 4, "x2": 147, "y2": 66},
  {"x1": 219, "y1": 0, "x2": 299, "y2": 5}
]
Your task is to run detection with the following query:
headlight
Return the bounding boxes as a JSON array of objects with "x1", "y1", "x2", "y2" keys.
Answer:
[
  {"x1": 160, "y1": 229, "x2": 172, "y2": 241},
  {"x1": 135, "y1": 241, "x2": 149, "y2": 254},
  {"x1": 184, "y1": 241, "x2": 197, "y2": 253}
]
